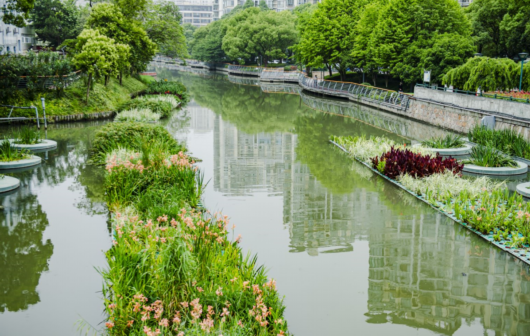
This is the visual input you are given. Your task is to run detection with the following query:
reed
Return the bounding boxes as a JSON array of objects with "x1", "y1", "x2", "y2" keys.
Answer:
[
  {"x1": 0, "y1": 138, "x2": 30, "y2": 162},
  {"x1": 13, "y1": 126, "x2": 41, "y2": 145},
  {"x1": 464, "y1": 145, "x2": 518, "y2": 168},
  {"x1": 115, "y1": 108, "x2": 161, "y2": 123},
  {"x1": 468, "y1": 125, "x2": 530, "y2": 159},
  {"x1": 421, "y1": 134, "x2": 465, "y2": 149}
]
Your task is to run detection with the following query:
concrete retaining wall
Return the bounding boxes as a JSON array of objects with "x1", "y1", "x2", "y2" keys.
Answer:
[{"x1": 414, "y1": 86, "x2": 530, "y2": 119}]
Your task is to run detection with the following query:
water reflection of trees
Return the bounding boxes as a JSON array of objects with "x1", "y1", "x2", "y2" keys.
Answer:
[{"x1": 0, "y1": 191, "x2": 53, "y2": 313}]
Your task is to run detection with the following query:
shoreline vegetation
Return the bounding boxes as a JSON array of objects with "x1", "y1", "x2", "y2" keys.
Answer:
[
  {"x1": 94, "y1": 83, "x2": 289, "y2": 335},
  {"x1": 332, "y1": 134, "x2": 530, "y2": 258}
]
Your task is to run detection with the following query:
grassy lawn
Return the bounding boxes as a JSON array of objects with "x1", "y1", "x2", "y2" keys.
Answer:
[{"x1": 0, "y1": 76, "x2": 147, "y2": 119}]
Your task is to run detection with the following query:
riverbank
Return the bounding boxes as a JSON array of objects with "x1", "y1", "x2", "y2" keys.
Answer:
[{"x1": 0, "y1": 77, "x2": 147, "y2": 121}]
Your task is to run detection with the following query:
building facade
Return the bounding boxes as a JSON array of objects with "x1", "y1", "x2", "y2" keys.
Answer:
[
  {"x1": 175, "y1": 0, "x2": 214, "y2": 27},
  {"x1": 0, "y1": 0, "x2": 35, "y2": 54}
]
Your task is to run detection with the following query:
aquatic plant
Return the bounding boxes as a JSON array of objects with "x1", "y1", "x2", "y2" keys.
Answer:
[
  {"x1": 115, "y1": 108, "x2": 161, "y2": 123},
  {"x1": 13, "y1": 126, "x2": 41, "y2": 145},
  {"x1": 371, "y1": 147, "x2": 463, "y2": 179},
  {"x1": 118, "y1": 98, "x2": 173, "y2": 118},
  {"x1": 421, "y1": 134, "x2": 465, "y2": 149},
  {"x1": 0, "y1": 138, "x2": 30, "y2": 162},
  {"x1": 91, "y1": 122, "x2": 185, "y2": 165},
  {"x1": 468, "y1": 125, "x2": 530, "y2": 159},
  {"x1": 464, "y1": 145, "x2": 518, "y2": 168}
]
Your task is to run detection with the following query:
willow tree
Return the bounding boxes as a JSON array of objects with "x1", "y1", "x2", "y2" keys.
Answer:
[
  {"x1": 297, "y1": 0, "x2": 367, "y2": 80},
  {"x1": 222, "y1": 8, "x2": 297, "y2": 65},
  {"x1": 443, "y1": 56, "x2": 519, "y2": 91}
]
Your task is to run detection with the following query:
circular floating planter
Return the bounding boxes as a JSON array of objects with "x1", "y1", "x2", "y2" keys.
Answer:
[
  {"x1": 10, "y1": 139, "x2": 57, "y2": 151},
  {"x1": 0, "y1": 176, "x2": 20, "y2": 193},
  {"x1": 0, "y1": 155, "x2": 42, "y2": 170},
  {"x1": 463, "y1": 161, "x2": 528, "y2": 176},
  {"x1": 516, "y1": 182, "x2": 530, "y2": 198},
  {"x1": 413, "y1": 143, "x2": 472, "y2": 156}
]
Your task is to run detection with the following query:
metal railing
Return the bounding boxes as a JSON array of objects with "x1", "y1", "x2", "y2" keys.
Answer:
[
  {"x1": 228, "y1": 65, "x2": 264, "y2": 75},
  {"x1": 299, "y1": 75, "x2": 411, "y2": 110},
  {"x1": 260, "y1": 83, "x2": 301, "y2": 95},
  {"x1": 260, "y1": 70, "x2": 300, "y2": 82},
  {"x1": 3, "y1": 70, "x2": 82, "y2": 90},
  {"x1": 416, "y1": 83, "x2": 530, "y2": 105}
]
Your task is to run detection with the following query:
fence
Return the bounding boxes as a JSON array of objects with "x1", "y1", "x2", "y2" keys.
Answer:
[
  {"x1": 415, "y1": 83, "x2": 530, "y2": 105},
  {"x1": 6, "y1": 71, "x2": 82, "y2": 90},
  {"x1": 299, "y1": 75, "x2": 411, "y2": 110},
  {"x1": 228, "y1": 65, "x2": 264, "y2": 75},
  {"x1": 260, "y1": 70, "x2": 300, "y2": 82}
]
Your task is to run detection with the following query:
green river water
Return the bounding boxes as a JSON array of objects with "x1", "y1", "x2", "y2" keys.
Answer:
[{"x1": 1, "y1": 69, "x2": 530, "y2": 335}]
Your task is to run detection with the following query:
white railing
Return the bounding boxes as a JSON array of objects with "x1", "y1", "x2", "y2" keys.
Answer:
[{"x1": 260, "y1": 70, "x2": 299, "y2": 82}]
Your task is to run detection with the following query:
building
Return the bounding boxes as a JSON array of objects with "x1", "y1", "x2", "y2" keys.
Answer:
[
  {"x1": 458, "y1": 0, "x2": 473, "y2": 6},
  {"x1": 175, "y1": 0, "x2": 214, "y2": 27},
  {"x1": 0, "y1": 0, "x2": 35, "y2": 54}
]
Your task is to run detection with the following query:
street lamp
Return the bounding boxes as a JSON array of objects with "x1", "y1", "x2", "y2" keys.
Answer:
[{"x1": 519, "y1": 52, "x2": 528, "y2": 91}]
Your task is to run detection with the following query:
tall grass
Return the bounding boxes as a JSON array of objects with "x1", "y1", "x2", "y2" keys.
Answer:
[
  {"x1": 465, "y1": 145, "x2": 518, "y2": 168},
  {"x1": 421, "y1": 134, "x2": 465, "y2": 149},
  {"x1": 468, "y1": 125, "x2": 530, "y2": 159},
  {"x1": 13, "y1": 126, "x2": 41, "y2": 145},
  {"x1": 115, "y1": 108, "x2": 161, "y2": 123},
  {"x1": 0, "y1": 138, "x2": 30, "y2": 162},
  {"x1": 98, "y1": 126, "x2": 289, "y2": 335}
]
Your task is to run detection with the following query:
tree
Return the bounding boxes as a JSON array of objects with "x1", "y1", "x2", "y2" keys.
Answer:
[
  {"x1": 297, "y1": 0, "x2": 366, "y2": 80},
  {"x1": 86, "y1": 3, "x2": 157, "y2": 74},
  {"x1": 144, "y1": 1, "x2": 187, "y2": 58},
  {"x1": 191, "y1": 20, "x2": 228, "y2": 62},
  {"x1": 243, "y1": 0, "x2": 254, "y2": 9},
  {"x1": 371, "y1": 0, "x2": 471, "y2": 85},
  {"x1": 31, "y1": 0, "x2": 80, "y2": 48},
  {"x1": 420, "y1": 33, "x2": 475, "y2": 84},
  {"x1": 258, "y1": 0, "x2": 269, "y2": 10},
  {"x1": 222, "y1": 8, "x2": 297, "y2": 65},
  {"x1": 72, "y1": 29, "x2": 128, "y2": 102},
  {"x1": 182, "y1": 23, "x2": 197, "y2": 55},
  {"x1": 291, "y1": 3, "x2": 316, "y2": 75},
  {"x1": 1, "y1": 0, "x2": 35, "y2": 26}
]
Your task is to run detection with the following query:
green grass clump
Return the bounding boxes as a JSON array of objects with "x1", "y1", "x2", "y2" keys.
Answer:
[
  {"x1": 0, "y1": 77, "x2": 146, "y2": 119},
  {"x1": 119, "y1": 97, "x2": 174, "y2": 118},
  {"x1": 92, "y1": 122, "x2": 185, "y2": 164},
  {"x1": 99, "y1": 127, "x2": 289, "y2": 335},
  {"x1": 465, "y1": 145, "x2": 518, "y2": 168},
  {"x1": 114, "y1": 108, "x2": 161, "y2": 123},
  {"x1": 13, "y1": 126, "x2": 41, "y2": 145},
  {"x1": 0, "y1": 138, "x2": 30, "y2": 162},
  {"x1": 469, "y1": 125, "x2": 530, "y2": 159},
  {"x1": 421, "y1": 134, "x2": 465, "y2": 149}
]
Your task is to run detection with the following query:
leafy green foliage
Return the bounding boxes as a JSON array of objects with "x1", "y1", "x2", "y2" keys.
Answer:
[
  {"x1": 0, "y1": 138, "x2": 30, "y2": 162},
  {"x1": 146, "y1": 80, "x2": 190, "y2": 103},
  {"x1": 31, "y1": 0, "x2": 80, "y2": 48},
  {"x1": 143, "y1": 1, "x2": 187, "y2": 58},
  {"x1": 465, "y1": 145, "x2": 518, "y2": 168},
  {"x1": 91, "y1": 122, "x2": 185, "y2": 164},
  {"x1": 118, "y1": 99, "x2": 173, "y2": 118},
  {"x1": 421, "y1": 134, "x2": 466, "y2": 149},
  {"x1": 468, "y1": 125, "x2": 530, "y2": 159},
  {"x1": 13, "y1": 127, "x2": 41, "y2": 145},
  {"x1": 190, "y1": 20, "x2": 228, "y2": 62},
  {"x1": 222, "y1": 8, "x2": 297, "y2": 65},
  {"x1": 1, "y1": 0, "x2": 35, "y2": 27}
]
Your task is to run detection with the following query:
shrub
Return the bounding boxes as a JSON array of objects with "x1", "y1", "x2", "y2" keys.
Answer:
[
  {"x1": 91, "y1": 122, "x2": 185, "y2": 164},
  {"x1": 12, "y1": 126, "x2": 42, "y2": 145},
  {"x1": 146, "y1": 80, "x2": 190, "y2": 104},
  {"x1": 118, "y1": 98, "x2": 173, "y2": 118},
  {"x1": 114, "y1": 108, "x2": 161, "y2": 123},
  {"x1": 371, "y1": 147, "x2": 463, "y2": 179},
  {"x1": 464, "y1": 145, "x2": 518, "y2": 168},
  {"x1": 468, "y1": 125, "x2": 530, "y2": 159},
  {"x1": 421, "y1": 134, "x2": 465, "y2": 149}
]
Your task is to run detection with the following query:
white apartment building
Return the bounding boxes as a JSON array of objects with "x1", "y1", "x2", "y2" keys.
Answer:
[
  {"x1": 0, "y1": 0, "x2": 35, "y2": 54},
  {"x1": 175, "y1": 0, "x2": 214, "y2": 27}
]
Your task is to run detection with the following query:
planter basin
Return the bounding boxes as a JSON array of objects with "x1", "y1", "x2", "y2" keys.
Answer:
[
  {"x1": 9, "y1": 139, "x2": 57, "y2": 151},
  {"x1": 0, "y1": 155, "x2": 42, "y2": 170},
  {"x1": 413, "y1": 143, "x2": 472, "y2": 156},
  {"x1": 516, "y1": 182, "x2": 530, "y2": 198},
  {"x1": 0, "y1": 176, "x2": 20, "y2": 193},
  {"x1": 463, "y1": 161, "x2": 528, "y2": 176}
]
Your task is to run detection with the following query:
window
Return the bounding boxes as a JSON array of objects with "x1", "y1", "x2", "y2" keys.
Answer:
[
  {"x1": 184, "y1": 13, "x2": 192, "y2": 17},
  {"x1": 184, "y1": 19, "x2": 193, "y2": 23}
]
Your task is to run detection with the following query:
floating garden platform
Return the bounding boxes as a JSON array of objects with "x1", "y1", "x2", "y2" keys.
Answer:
[
  {"x1": 0, "y1": 176, "x2": 20, "y2": 193},
  {"x1": 0, "y1": 155, "x2": 42, "y2": 170},
  {"x1": 462, "y1": 161, "x2": 528, "y2": 176},
  {"x1": 330, "y1": 139, "x2": 530, "y2": 266},
  {"x1": 10, "y1": 139, "x2": 57, "y2": 151},
  {"x1": 413, "y1": 143, "x2": 472, "y2": 156},
  {"x1": 516, "y1": 182, "x2": 530, "y2": 198}
]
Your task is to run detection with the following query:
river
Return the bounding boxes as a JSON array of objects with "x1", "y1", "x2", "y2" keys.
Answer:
[{"x1": 1, "y1": 69, "x2": 530, "y2": 335}]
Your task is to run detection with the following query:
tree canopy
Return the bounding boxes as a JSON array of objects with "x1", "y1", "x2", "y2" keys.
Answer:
[
  {"x1": 31, "y1": 0, "x2": 81, "y2": 48},
  {"x1": 143, "y1": 1, "x2": 187, "y2": 58},
  {"x1": 1, "y1": 0, "x2": 35, "y2": 27}
]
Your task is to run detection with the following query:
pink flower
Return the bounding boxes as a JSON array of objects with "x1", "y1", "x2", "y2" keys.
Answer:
[
  {"x1": 216, "y1": 287, "x2": 223, "y2": 296},
  {"x1": 108, "y1": 303, "x2": 117, "y2": 310},
  {"x1": 238, "y1": 320, "x2": 244, "y2": 327},
  {"x1": 105, "y1": 321, "x2": 114, "y2": 329},
  {"x1": 160, "y1": 318, "x2": 169, "y2": 327},
  {"x1": 181, "y1": 301, "x2": 189, "y2": 308},
  {"x1": 197, "y1": 287, "x2": 204, "y2": 292},
  {"x1": 235, "y1": 234, "x2": 242, "y2": 243}
]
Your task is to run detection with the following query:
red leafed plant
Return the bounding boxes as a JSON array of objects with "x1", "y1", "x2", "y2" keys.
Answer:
[{"x1": 371, "y1": 147, "x2": 463, "y2": 179}]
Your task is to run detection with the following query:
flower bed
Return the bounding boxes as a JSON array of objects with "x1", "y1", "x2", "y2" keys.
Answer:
[
  {"x1": 332, "y1": 135, "x2": 530, "y2": 264},
  {"x1": 98, "y1": 122, "x2": 289, "y2": 335}
]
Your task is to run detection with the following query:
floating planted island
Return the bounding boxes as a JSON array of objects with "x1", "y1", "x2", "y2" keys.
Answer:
[
  {"x1": 0, "y1": 175, "x2": 20, "y2": 193},
  {"x1": 0, "y1": 138, "x2": 41, "y2": 170},
  {"x1": 415, "y1": 134, "x2": 472, "y2": 156},
  {"x1": 516, "y1": 182, "x2": 530, "y2": 198},
  {"x1": 8, "y1": 127, "x2": 57, "y2": 151},
  {"x1": 462, "y1": 145, "x2": 528, "y2": 176}
]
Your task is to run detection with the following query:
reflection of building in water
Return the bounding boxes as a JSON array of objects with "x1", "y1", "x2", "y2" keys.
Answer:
[
  {"x1": 188, "y1": 101, "x2": 215, "y2": 134},
  {"x1": 367, "y1": 213, "x2": 530, "y2": 335},
  {"x1": 213, "y1": 115, "x2": 295, "y2": 196}
]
